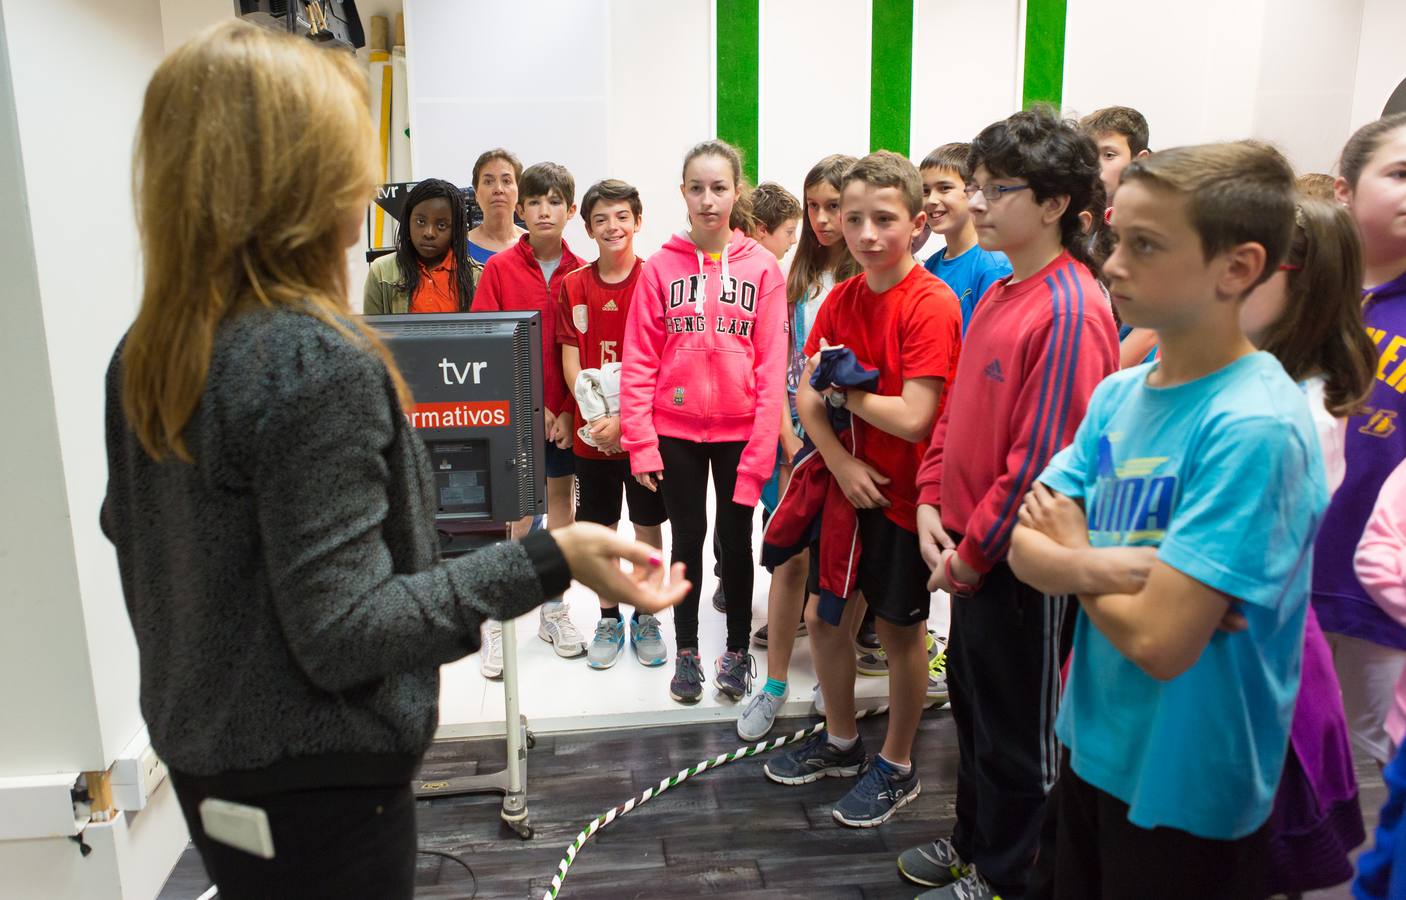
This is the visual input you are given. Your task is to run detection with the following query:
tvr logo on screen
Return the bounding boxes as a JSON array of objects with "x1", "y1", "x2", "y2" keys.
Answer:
[{"x1": 439, "y1": 358, "x2": 488, "y2": 385}]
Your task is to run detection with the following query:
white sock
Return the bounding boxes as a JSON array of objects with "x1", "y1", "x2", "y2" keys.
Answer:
[
  {"x1": 877, "y1": 753, "x2": 912, "y2": 776},
  {"x1": 826, "y1": 731, "x2": 858, "y2": 751}
]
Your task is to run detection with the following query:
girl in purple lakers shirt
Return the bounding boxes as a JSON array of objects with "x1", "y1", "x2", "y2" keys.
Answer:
[{"x1": 1314, "y1": 113, "x2": 1406, "y2": 770}]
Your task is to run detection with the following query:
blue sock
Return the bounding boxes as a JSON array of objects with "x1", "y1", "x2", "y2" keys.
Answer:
[
  {"x1": 876, "y1": 754, "x2": 912, "y2": 777},
  {"x1": 763, "y1": 677, "x2": 787, "y2": 697}
]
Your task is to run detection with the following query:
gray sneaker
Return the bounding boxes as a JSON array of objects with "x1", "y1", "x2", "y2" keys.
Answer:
[
  {"x1": 586, "y1": 618, "x2": 625, "y2": 669},
  {"x1": 916, "y1": 868, "x2": 999, "y2": 899},
  {"x1": 630, "y1": 614, "x2": 667, "y2": 667},
  {"x1": 669, "y1": 650, "x2": 705, "y2": 703},
  {"x1": 928, "y1": 648, "x2": 950, "y2": 706},
  {"x1": 737, "y1": 688, "x2": 786, "y2": 741},
  {"x1": 715, "y1": 650, "x2": 756, "y2": 701},
  {"x1": 898, "y1": 837, "x2": 968, "y2": 888}
]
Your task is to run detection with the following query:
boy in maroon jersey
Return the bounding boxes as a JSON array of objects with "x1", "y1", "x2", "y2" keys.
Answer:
[{"x1": 557, "y1": 180, "x2": 670, "y2": 669}]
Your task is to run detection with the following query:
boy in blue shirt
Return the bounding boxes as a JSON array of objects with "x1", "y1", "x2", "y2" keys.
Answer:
[
  {"x1": 919, "y1": 143, "x2": 1011, "y2": 333},
  {"x1": 1008, "y1": 142, "x2": 1324, "y2": 899}
]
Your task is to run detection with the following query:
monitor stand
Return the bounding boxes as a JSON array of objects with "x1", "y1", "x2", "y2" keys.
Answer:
[{"x1": 416, "y1": 524, "x2": 535, "y2": 840}]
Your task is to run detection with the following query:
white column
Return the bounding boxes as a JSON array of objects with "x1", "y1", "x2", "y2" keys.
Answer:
[{"x1": 0, "y1": 0, "x2": 189, "y2": 896}]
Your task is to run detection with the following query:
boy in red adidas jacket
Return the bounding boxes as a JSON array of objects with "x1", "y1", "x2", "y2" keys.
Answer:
[
  {"x1": 472, "y1": 162, "x2": 585, "y2": 664},
  {"x1": 895, "y1": 108, "x2": 1119, "y2": 900}
]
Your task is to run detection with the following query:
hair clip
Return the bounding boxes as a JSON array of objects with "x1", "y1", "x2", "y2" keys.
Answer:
[{"x1": 1278, "y1": 263, "x2": 1302, "y2": 272}]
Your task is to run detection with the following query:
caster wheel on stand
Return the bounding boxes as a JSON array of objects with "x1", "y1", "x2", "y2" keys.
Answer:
[{"x1": 526, "y1": 730, "x2": 536, "y2": 750}]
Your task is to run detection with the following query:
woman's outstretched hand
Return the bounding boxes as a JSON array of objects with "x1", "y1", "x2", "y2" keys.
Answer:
[{"x1": 551, "y1": 523, "x2": 689, "y2": 615}]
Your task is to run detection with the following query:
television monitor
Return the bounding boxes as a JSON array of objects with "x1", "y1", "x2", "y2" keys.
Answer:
[{"x1": 363, "y1": 312, "x2": 545, "y2": 534}]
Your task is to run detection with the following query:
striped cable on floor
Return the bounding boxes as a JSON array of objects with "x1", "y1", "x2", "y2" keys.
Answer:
[{"x1": 542, "y1": 703, "x2": 894, "y2": 900}]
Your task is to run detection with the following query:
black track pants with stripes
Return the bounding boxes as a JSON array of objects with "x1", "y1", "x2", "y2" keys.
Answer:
[{"x1": 948, "y1": 559, "x2": 1070, "y2": 898}]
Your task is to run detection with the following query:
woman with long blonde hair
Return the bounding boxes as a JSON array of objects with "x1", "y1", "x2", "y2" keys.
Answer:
[{"x1": 103, "y1": 21, "x2": 683, "y2": 898}]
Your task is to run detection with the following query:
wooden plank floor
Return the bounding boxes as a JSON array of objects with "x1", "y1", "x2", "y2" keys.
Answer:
[{"x1": 157, "y1": 707, "x2": 1384, "y2": 899}]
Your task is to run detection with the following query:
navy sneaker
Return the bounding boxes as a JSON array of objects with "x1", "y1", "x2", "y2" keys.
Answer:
[
  {"x1": 669, "y1": 650, "x2": 705, "y2": 704},
  {"x1": 763, "y1": 731, "x2": 867, "y2": 786},
  {"x1": 832, "y1": 755, "x2": 920, "y2": 827}
]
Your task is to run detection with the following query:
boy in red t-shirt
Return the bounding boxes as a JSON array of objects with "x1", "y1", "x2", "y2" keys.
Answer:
[
  {"x1": 556, "y1": 180, "x2": 669, "y2": 671},
  {"x1": 764, "y1": 152, "x2": 962, "y2": 829}
]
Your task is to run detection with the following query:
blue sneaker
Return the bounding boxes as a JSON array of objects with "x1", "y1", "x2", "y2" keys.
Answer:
[
  {"x1": 832, "y1": 755, "x2": 920, "y2": 827},
  {"x1": 587, "y1": 618, "x2": 625, "y2": 669},
  {"x1": 763, "y1": 731, "x2": 867, "y2": 786},
  {"x1": 631, "y1": 614, "x2": 667, "y2": 667}
]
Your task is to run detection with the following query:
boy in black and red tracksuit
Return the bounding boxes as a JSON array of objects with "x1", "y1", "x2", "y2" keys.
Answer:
[
  {"x1": 895, "y1": 109, "x2": 1119, "y2": 899},
  {"x1": 472, "y1": 162, "x2": 585, "y2": 666}
]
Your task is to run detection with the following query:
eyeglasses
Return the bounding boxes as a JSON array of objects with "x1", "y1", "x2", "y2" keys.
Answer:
[{"x1": 964, "y1": 182, "x2": 1031, "y2": 204}]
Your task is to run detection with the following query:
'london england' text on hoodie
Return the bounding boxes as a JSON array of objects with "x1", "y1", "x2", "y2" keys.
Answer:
[{"x1": 619, "y1": 229, "x2": 787, "y2": 507}]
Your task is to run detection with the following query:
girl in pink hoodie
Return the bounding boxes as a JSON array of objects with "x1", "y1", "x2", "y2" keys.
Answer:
[
  {"x1": 1358, "y1": 458, "x2": 1406, "y2": 752},
  {"x1": 621, "y1": 139, "x2": 787, "y2": 705}
]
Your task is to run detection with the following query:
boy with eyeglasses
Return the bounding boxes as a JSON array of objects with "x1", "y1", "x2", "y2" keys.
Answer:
[{"x1": 895, "y1": 108, "x2": 1119, "y2": 899}]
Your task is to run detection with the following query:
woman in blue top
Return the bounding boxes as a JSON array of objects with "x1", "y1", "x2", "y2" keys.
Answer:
[{"x1": 465, "y1": 148, "x2": 526, "y2": 264}]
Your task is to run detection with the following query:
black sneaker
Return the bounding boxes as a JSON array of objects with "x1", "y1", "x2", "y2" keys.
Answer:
[
  {"x1": 753, "y1": 621, "x2": 808, "y2": 648},
  {"x1": 764, "y1": 731, "x2": 867, "y2": 785},
  {"x1": 711, "y1": 584, "x2": 727, "y2": 613},
  {"x1": 669, "y1": 650, "x2": 705, "y2": 704},
  {"x1": 715, "y1": 650, "x2": 756, "y2": 700},
  {"x1": 856, "y1": 618, "x2": 881, "y2": 654}
]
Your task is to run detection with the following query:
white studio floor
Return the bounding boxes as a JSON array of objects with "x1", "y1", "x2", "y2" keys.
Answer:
[{"x1": 435, "y1": 486, "x2": 953, "y2": 739}]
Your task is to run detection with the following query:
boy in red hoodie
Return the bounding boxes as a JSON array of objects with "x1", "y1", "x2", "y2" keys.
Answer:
[
  {"x1": 472, "y1": 162, "x2": 585, "y2": 670},
  {"x1": 894, "y1": 108, "x2": 1119, "y2": 900},
  {"x1": 620, "y1": 140, "x2": 787, "y2": 705},
  {"x1": 762, "y1": 151, "x2": 962, "y2": 829}
]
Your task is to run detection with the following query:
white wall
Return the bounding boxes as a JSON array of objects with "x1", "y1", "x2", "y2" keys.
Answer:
[
  {"x1": 605, "y1": 0, "x2": 713, "y2": 257},
  {"x1": 1064, "y1": 0, "x2": 1270, "y2": 152},
  {"x1": 407, "y1": 0, "x2": 610, "y2": 257},
  {"x1": 1250, "y1": 0, "x2": 1363, "y2": 174},
  {"x1": 405, "y1": 0, "x2": 715, "y2": 259},
  {"x1": 0, "y1": 0, "x2": 189, "y2": 896},
  {"x1": 1063, "y1": 0, "x2": 1389, "y2": 176},
  {"x1": 1350, "y1": 0, "x2": 1406, "y2": 130},
  {"x1": 1, "y1": 0, "x2": 159, "y2": 774},
  {"x1": 911, "y1": 0, "x2": 1022, "y2": 156},
  {"x1": 759, "y1": 0, "x2": 871, "y2": 204},
  {"x1": 0, "y1": 0, "x2": 105, "y2": 778}
]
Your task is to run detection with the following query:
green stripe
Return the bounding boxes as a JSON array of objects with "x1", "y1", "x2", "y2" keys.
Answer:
[
  {"x1": 1022, "y1": 0, "x2": 1067, "y2": 108},
  {"x1": 869, "y1": 0, "x2": 913, "y2": 154},
  {"x1": 715, "y1": 0, "x2": 759, "y2": 184}
]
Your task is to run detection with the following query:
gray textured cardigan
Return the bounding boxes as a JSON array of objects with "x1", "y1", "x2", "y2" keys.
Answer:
[{"x1": 101, "y1": 305, "x2": 567, "y2": 791}]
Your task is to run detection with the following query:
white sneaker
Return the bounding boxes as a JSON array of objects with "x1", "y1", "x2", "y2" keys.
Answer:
[
  {"x1": 480, "y1": 622, "x2": 503, "y2": 679},
  {"x1": 539, "y1": 602, "x2": 586, "y2": 658}
]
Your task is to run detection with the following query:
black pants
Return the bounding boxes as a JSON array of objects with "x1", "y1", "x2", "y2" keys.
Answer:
[
  {"x1": 948, "y1": 558, "x2": 1069, "y2": 897},
  {"x1": 1028, "y1": 753, "x2": 1269, "y2": 900},
  {"x1": 659, "y1": 436, "x2": 753, "y2": 652},
  {"x1": 172, "y1": 776, "x2": 416, "y2": 900}
]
